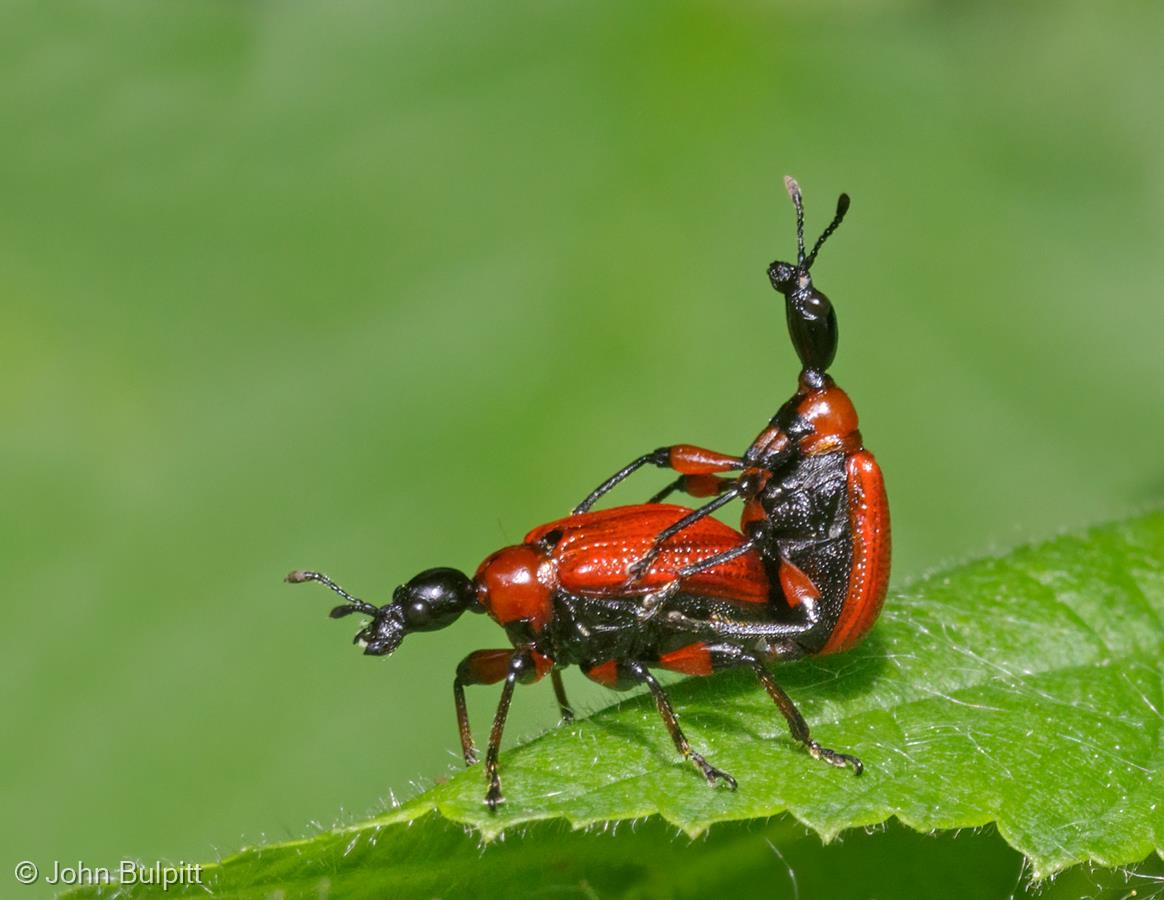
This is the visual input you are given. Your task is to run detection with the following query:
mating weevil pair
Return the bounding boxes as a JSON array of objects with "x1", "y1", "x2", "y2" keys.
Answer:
[{"x1": 288, "y1": 177, "x2": 890, "y2": 809}]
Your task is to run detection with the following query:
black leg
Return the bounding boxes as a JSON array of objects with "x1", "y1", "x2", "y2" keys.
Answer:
[
  {"x1": 647, "y1": 473, "x2": 737, "y2": 504},
  {"x1": 646, "y1": 478, "x2": 682, "y2": 504},
  {"x1": 657, "y1": 570, "x2": 822, "y2": 643},
  {"x1": 638, "y1": 531, "x2": 765, "y2": 621},
  {"x1": 624, "y1": 486, "x2": 743, "y2": 585},
  {"x1": 627, "y1": 660, "x2": 737, "y2": 790},
  {"x1": 677, "y1": 532, "x2": 763, "y2": 575},
  {"x1": 550, "y1": 668, "x2": 574, "y2": 723},
  {"x1": 749, "y1": 658, "x2": 862, "y2": 774},
  {"x1": 483, "y1": 654, "x2": 527, "y2": 809},
  {"x1": 574, "y1": 449, "x2": 671, "y2": 513},
  {"x1": 575, "y1": 446, "x2": 745, "y2": 514},
  {"x1": 453, "y1": 677, "x2": 476, "y2": 765},
  {"x1": 661, "y1": 596, "x2": 824, "y2": 661},
  {"x1": 453, "y1": 649, "x2": 515, "y2": 767}
]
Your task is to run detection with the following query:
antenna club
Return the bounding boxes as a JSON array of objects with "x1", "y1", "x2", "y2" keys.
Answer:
[{"x1": 784, "y1": 175, "x2": 802, "y2": 204}]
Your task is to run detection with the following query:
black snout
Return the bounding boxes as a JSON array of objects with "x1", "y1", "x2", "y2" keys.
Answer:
[{"x1": 356, "y1": 605, "x2": 406, "y2": 656}]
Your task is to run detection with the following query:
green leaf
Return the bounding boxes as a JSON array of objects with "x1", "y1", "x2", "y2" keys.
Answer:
[{"x1": 65, "y1": 512, "x2": 1164, "y2": 897}]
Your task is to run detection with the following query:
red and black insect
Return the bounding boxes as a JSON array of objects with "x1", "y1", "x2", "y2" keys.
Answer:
[
  {"x1": 288, "y1": 178, "x2": 890, "y2": 808},
  {"x1": 573, "y1": 177, "x2": 890, "y2": 660},
  {"x1": 288, "y1": 503, "x2": 857, "y2": 808}
]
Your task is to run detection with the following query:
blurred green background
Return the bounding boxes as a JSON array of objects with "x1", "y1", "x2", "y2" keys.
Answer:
[{"x1": 2, "y1": 0, "x2": 1163, "y2": 893}]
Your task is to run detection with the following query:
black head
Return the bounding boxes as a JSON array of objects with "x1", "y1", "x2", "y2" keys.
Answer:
[
  {"x1": 286, "y1": 567, "x2": 476, "y2": 656},
  {"x1": 767, "y1": 176, "x2": 850, "y2": 375}
]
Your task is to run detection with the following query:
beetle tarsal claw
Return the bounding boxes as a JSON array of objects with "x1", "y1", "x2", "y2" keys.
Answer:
[
  {"x1": 807, "y1": 741, "x2": 863, "y2": 774},
  {"x1": 623, "y1": 553, "x2": 656, "y2": 587},
  {"x1": 690, "y1": 752, "x2": 737, "y2": 790},
  {"x1": 484, "y1": 783, "x2": 505, "y2": 810},
  {"x1": 637, "y1": 581, "x2": 680, "y2": 621}
]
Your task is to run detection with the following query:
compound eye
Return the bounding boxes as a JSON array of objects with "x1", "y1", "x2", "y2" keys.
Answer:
[{"x1": 404, "y1": 600, "x2": 432, "y2": 627}]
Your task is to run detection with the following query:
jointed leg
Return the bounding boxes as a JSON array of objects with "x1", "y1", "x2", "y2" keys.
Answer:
[
  {"x1": 550, "y1": 668, "x2": 574, "y2": 723},
  {"x1": 638, "y1": 529, "x2": 767, "y2": 620},
  {"x1": 483, "y1": 653, "x2": 528, "y2": 809},
  {"x1": 574, "y1": 445, "x2": 743, "y2": 514},
  {"x1": 575, "y1": 449, "x2": 670, "y2": 514},
  {"x1": 647, "y1": 473, "x2": 737, "y2": 504},
  {"x1": 453, "y1": 649, "x2": 514, "y2": 766},
  {"x1": 453, "y1": 679, "x2": 474, "y2": 764},
  {"x1": 626, "y1": 660, "x2": 737, "y2": 789},
  {"x1": 749, "y1": 658, "x2": 862, "y2": 774},
  {"x1": 624, "y1": 487, "x2": 743, "y2": 585},
  {"x1": 658, "y1": 586, "x2": 822, "y2": 644}
]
